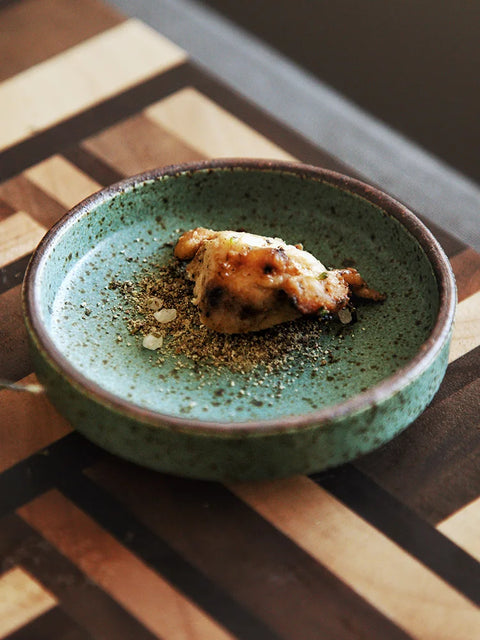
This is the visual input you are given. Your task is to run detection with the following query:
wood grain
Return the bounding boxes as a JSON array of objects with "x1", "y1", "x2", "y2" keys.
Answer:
[
  {"x1": 0, "y1": 20, "x2": 186, "y2": 151},
  {"x1": 52, "y1": 469, "x2": 285, "y2": 640},
  {"x1": 0, "y1": 212, "x2": 46, "y2": 267},
  {"x1": 230, "y1": 475, "x2": 480, "y2": 640},
  {"x1": 0, "y1": 566, "x2": 56, "y2": 638},
  {"x1": 0, "y1": 198, "x2": 15, "y2": 221},
  {"x1": 83, "y1": 113, "x2": 205, "y2": 176},
  {"x1": 0, "y1": 175, "x2": 66, "y2": 228},
  {"x1": 0, "y1": 286, "x2": 32, "y2": 382},
  {"x1": 4, "y1": 607, "x2": 92, "y2": 640},
  {"x1": 146, "y1": 88, "x2": 294, "y2": 160},
  {"x1": 192, "y1": 68, "x2": 354, "y2": 174},
  {"x1": 0, "y1": 374, "x2": 72, "y2": 473},
  {"x1": 1, "y1": 7, "x2": 479, "y2": 639},
  {"x1": 25, "y1": 156, "x2": 100, "y2": 210},
  {"x1": 449, "y1": 291, "x2": 480, "y2": 362},
  {"x1": 0, "y1": 64, "x2": 192, "y2": 183},
  {"x1": 0, "y1": 0, "x2": 123, "y2": 82},
  {"x1": 313, "y1": 464, "x2": 480, "y2": 605},
  {"x1": 1, "y1": 514, "x2": 159, "y2": 640},
  {"x1": 355, "y1": 371, "x2": 480, "y2": 524},
  {"x1": 63, "y1": 146, "x2": 125, "y2": 187},
  {"x1": 0, "y1": 254, "x2": 31, "y2": 295},
  {"x1": 18, "y1": 490, "x2": 235, "y2": 640},
  {"x1": 450, "y1": 247, "x2": 480, "y2": 302},
  {"x1": 88, "y1": 460, "x2": 415, "y2": 640},
  {"x1": 437, "y1": 497, "x2": 480, "y2": 562}
]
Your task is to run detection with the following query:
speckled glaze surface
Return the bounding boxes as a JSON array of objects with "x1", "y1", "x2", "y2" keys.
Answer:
[{"x1": 23, "y1": 160, "x2": 456, "y2": 480}]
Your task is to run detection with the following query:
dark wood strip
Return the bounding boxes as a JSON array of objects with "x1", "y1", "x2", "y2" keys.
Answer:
[
  {"x1": 450, "y1": 247, "x2": 480, "y2": 301},
  {"x1": 5, "y1": 607, "x2": 93, "y2": 640},
  {"x1": 0, "y1": 0, "x2": 22, "y2": 11},
  {"x1": 429, "y1": 344, "x2": 480, "y2": 405},
  {"x1": 86, "y1": 459, "x2": 412, "y2": 640},
  {"x1": 63, "y1": 146, "x2": 125, "y2": 187},
  {"x1": 0, "y1": 433, "x2": 103, "y2": 517},
  {"x1": 312, "y1": 465, "x2": 480, "y2": 606},
  {"x1": 0, "y1": 254, "x2": 30, "y2": 295},
  {"x1": 0, "y1": 63, "x2": 193, "y2": 181},
  {"x1": 82, "y1": 112, "x2": 205, "y2": 175},
  {"x1": 355, "y1": 376, "x2": 480, "y2": 525},
  {"x1": 56, "y1": 470, "x2": 285, "y2": 640},
  {"x1": 0, "y1": 514, "x2": 158, "y2": 640},
  {"x1": 0, "y1": 511, "x2": 25, "y2": 572},
  {"x1": 0, "y1": 286, "x2": 32, "y2": 382},
  {"x1": 0, "y1": 0, "x2": 123, "y2": 82},
  {"x1": 0, "y1": 197, "x2": 16, "y2": 220},
  {"x1": 0, "y1": 175, "x2": 66, "y2": 228}
]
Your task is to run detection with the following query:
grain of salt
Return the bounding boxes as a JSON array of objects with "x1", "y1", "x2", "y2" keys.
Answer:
[
  {"x1": 154, "y1": 308, "x2": 177, "y2": 323},
  {"x1": 143, "y1": 334, "x2": 164, "y2": 350}
]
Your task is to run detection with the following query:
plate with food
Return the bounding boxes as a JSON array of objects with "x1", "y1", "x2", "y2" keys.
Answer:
[{"x1": 23, "y1": 159, "x2": 456, "y2": 480}]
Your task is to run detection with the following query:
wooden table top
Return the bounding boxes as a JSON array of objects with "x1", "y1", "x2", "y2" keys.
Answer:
[{"x1": 1, "y1": 1, "x2": 479, "y2": 638}]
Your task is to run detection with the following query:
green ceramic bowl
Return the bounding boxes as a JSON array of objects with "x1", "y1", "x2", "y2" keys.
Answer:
[{"x1": 23, "y1": 159, "x2": 456, "y2": 480}]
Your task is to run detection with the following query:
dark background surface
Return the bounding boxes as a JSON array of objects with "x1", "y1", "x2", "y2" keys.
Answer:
[{"x1": 200, "y1": 0, "x2": 479, "y2": 183}]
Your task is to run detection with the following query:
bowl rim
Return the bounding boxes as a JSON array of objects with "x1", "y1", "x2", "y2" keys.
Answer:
[{"x1": 23, "y1": 158, "x2": 457, "y2": 435}]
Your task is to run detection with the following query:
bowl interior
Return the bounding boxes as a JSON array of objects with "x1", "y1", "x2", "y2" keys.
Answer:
[{"x1": 33, "y1": 166, "x2": 440, "y2": 423}]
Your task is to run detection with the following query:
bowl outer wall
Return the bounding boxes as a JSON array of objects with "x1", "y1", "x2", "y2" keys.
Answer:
[
  {"x1": 23, "y1": 159, "x2": 456, "y2": 479},
  {"x1": 26, "y1": 324, "x2": 452, "y2": 480}
]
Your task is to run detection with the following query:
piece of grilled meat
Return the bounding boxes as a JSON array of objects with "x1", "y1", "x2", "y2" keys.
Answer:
[{"x1": 174, "y1": 227, "x2": 384, "y2": 334}]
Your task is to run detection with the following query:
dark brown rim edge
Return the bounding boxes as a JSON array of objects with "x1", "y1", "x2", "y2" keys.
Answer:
[{"x1": 23, "y1": 159, "x2": 457, "y2": 435}]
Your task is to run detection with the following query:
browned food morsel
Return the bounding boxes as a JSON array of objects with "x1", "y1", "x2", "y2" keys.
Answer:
[{"x1": 174, "y1": 227, "x2": 385, "y2": 334}]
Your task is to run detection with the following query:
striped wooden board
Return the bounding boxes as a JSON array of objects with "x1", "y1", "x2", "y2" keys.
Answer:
[{"x1": 1, "y1": 1, "x2": 479, "y2": 638}]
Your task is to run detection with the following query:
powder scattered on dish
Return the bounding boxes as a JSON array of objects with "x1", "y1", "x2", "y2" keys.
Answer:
[{"x1": 110, "y1": 228, "x2": 385, "y2": 374}]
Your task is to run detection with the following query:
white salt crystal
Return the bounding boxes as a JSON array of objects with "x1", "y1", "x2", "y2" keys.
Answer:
[
  {"x1": 142, "y1": 334, "x2": 164, "y2": 350},
  {"x1": 154, "y1": 308, "x2": 177, "y2": 323}
]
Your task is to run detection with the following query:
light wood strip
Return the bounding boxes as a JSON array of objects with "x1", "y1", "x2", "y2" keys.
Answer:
[
  {"x1": 0, "y1": 211, "x2": 46, "y2": 267},
  {"x1": 18, "y1": 490, "x2": 234, "y2": 640},
  {"x1": 0, "y1": 566, "x2": 57, "y2": 638},
  {"x1": 25, "y1": 155, "x2": 101, "y2": 210},
  {"x1": 437, "y1": 497, "x2": 480, "y2": 562},
  {"x1": 145, "y1": 87, "x2": 294, "y2": 160},
  {"x1": 448, "y1": 290, "x2": 480, "y2": 363},
  {"x1": 230, "y1": 476, "x2": 480, "y2": 640},
  {"x1": 0, "y1": 19, "x2": 186, "y2": 151},
  {"x1": 0, "y1": 373, "x2": 72, "y2": 473}
]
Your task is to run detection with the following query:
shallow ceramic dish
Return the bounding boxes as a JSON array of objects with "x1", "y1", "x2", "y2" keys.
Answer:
[{"x1": 23, "y1": 159, "x2": 456, "y2": 480}]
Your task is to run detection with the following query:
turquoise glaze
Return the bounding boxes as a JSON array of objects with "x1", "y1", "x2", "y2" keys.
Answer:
[{"x1": 23, "y1": 160, "x2": 456, "y2": 480}]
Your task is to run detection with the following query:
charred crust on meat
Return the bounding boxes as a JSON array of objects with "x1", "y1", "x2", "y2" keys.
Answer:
[
  {"x1": 239, "y1": 304, "x2": 260, "y2": 320},
  {"x1": 205, "y1": 285, "x2": 224, "y2": 309}
]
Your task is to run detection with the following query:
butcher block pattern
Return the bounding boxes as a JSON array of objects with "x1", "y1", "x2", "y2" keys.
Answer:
[{"x1": 1, "y1": 1, "x2": 479, "y2": 638}]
